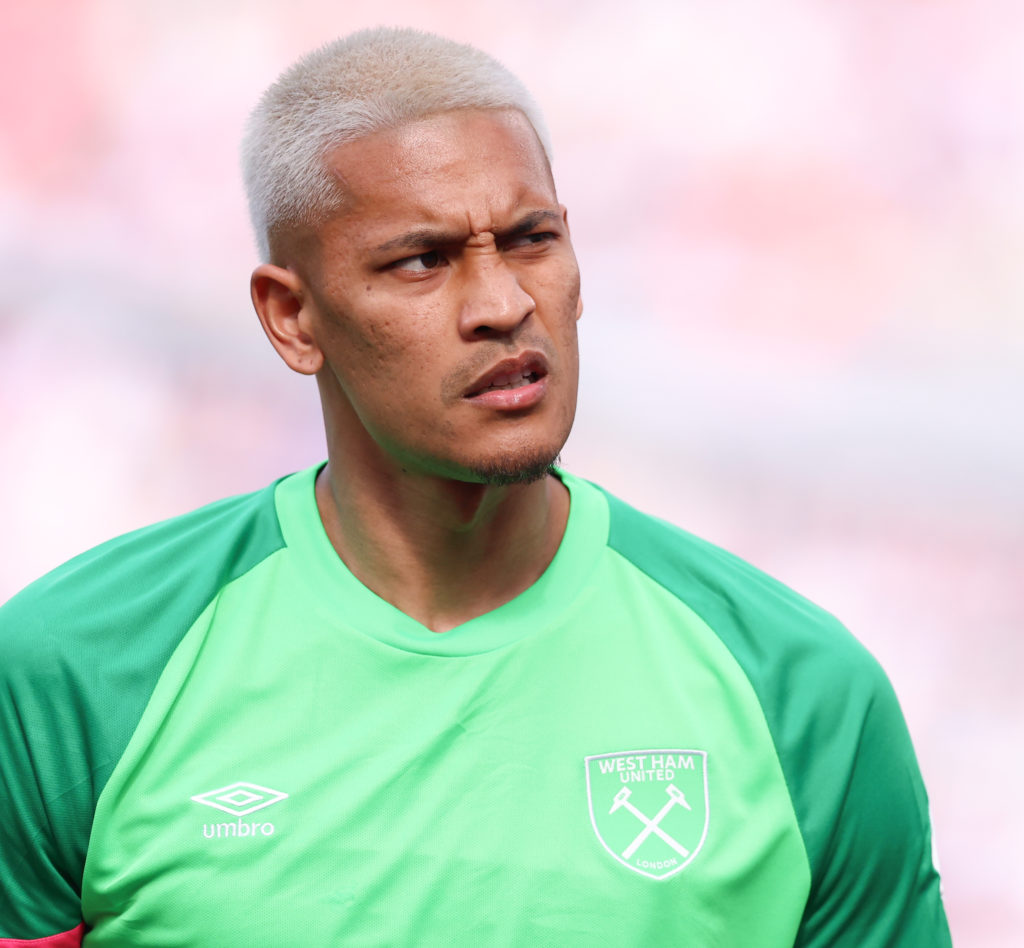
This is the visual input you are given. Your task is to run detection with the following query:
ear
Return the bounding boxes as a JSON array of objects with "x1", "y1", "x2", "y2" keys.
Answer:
[{"x1": 250, "y1": 264, "x2": 324, "y2": 376}]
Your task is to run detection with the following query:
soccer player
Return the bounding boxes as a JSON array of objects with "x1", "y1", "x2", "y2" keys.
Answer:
[{"x1": 0, "y1": 28, "x2": 951, "y2": 947}]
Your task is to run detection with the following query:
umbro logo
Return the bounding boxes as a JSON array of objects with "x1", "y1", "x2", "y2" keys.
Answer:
[
  {"x1": 191, "y1": 781, "x2": 289, "y2": 817},
  {"x1": 192, "y1": 782, "x2": 289, "y2": 840}
]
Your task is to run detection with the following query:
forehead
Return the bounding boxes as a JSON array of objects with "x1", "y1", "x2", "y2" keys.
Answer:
[{"x1": 323, "y1": 109, "x2": 557, "y2": 239}]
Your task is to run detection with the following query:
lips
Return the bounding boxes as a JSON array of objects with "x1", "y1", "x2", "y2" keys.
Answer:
[
  {"x1": 461, "y1": 352, "x2": 550, "y2": 410},
  {"x1": 464, "y1": 353, "x2": 549, "y2": 399}
]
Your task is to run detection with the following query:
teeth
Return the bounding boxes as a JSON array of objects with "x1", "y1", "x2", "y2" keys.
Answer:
[{"x1": 486, "y1": 370, "x2": 534, "y2": 391}]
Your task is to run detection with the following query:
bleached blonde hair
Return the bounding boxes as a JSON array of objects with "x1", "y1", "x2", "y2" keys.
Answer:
[{"x1": 241, "y1": 27, "x2": 552, "y2": 261}]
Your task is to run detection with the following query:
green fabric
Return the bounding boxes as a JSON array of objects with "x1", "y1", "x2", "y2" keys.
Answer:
[
  {"x1": 82, "y1": 469, "x2": 810, "y2": 946},
  {"x1": 2, "y1": 466, "x2": 950, "y2": 945},
  {"x1": 601, "y1": 488, "x2": 951, "y2": 947},
  {"x1": 0, "y1": 485, "x2": 285, "y2": 938}
]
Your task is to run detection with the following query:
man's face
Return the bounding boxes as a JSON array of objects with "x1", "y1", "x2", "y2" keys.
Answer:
[{"x1": 294, "y1": 108, "x2": 582, "y2": 485}]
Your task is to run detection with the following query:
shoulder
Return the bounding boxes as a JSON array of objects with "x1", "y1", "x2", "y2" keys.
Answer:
[
  {"x1": 0, "y1": 476, "x2": 290, "y2": 773},
  {"x1": 591, "y1": 483, "x2": 897, "y2": 768},
  {"x1": 1, "y1": 478, "x2": 286, "y2": 657},
  {"x1": 594, "y1": 481, "x2": 877, "y2": 682}
]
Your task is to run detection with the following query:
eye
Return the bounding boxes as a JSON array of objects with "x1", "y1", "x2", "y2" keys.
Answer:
[
  {"x1": 507, "y1": 232, "x2": 556, "y2": 251},
  {"x1": 392, "y1": 250, "x2": 446, "y2": 272}
]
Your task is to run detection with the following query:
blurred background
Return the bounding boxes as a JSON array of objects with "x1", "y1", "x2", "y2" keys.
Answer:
[{"x1": 1, "y1": 0, "x2": 1021, "y2": 942}]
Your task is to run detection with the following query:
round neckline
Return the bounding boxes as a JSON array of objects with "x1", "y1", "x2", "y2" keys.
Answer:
[{"x1": 273, "y1": 465, "x2": 608, "y2": 656}]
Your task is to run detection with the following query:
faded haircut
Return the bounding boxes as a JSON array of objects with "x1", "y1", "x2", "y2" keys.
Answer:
[{"x1": 241, "y1": 27, "x2": 552, "y2": 262}]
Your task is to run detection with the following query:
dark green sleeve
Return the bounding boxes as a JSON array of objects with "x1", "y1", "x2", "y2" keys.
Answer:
[
  {"x1": 792, "y1": 667, "x2": 950, "y2": 947},
  {"x1": 0, "y1": 612, "x2": 87, "y2": 937}
]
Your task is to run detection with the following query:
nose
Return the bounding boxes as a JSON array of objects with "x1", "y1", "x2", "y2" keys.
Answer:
[{"x1": 457, "y1": 252, "x2": 535, "y2": 339}]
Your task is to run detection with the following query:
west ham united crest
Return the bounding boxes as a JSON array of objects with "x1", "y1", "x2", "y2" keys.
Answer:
[{"x1": 585, "y1": 749, "x2": 709, "y2": 880}]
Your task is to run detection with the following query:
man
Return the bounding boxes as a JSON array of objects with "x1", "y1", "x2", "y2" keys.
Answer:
[{"x1": 0, "y1": 27, "x2": 950, "y2": 947}]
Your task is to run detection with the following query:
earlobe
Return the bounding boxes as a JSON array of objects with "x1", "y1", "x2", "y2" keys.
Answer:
[{"x1": 251, "y1": 264, "x2": 324, "y2": 376}]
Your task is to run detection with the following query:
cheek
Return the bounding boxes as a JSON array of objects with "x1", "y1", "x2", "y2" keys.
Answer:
[
  {"x1": 365, "y1": 313, "x2": 446, "y2": 376},
  {"x1": 534, "y1": 258, "x2": 581, "y2": 315},
  {"x1": 327, "y1": 307, "x2": 446, "y2": 404}
]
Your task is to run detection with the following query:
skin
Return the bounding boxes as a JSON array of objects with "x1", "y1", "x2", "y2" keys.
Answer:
[{"x1": 250, "y1": 108, "x2": 584, "y2": 633}]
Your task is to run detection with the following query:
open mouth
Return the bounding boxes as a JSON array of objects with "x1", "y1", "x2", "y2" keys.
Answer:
[
  {"x1": 469, "y1": 368, "x2": 543, "y2": 396},
  {"x1": 464, "y1": 354, "x2": 549, "y2": 400}
]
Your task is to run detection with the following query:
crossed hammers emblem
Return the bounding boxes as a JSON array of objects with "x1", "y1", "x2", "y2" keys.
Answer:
[{"x1": 610, "y1": 784, "x2": 692, "y2": 860}]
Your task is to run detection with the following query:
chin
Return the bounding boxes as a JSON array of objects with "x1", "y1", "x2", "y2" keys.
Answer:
[{"x1": 463, "y1": 449, "x2": 563, "y2": 487}]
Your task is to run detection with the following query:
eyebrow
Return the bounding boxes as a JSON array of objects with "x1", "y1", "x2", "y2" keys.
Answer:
[{"x1": 374, "y1": 209, "x2": 563, "y2": 254}]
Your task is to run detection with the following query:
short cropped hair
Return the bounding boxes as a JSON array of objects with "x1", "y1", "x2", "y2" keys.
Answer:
[{"x1": 241, "y1": 27, "x2": 552, "y2": 261}]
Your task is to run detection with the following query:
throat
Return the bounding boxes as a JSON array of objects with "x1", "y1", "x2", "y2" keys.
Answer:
[{"x1": 315, "y1": 465, "x2": 570, "y2": 632}]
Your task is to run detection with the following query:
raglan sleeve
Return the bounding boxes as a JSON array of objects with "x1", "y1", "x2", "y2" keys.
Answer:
[
  {"x1": 0, "y1": 591, "x2": 88, "y2": 946},
  {"x1": 793, "y1": 657, "x2": 952, "y2": 948}
]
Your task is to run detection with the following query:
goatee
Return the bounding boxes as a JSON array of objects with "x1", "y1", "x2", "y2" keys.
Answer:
[{"x1": 468, "y1": 452, "x2": 562, "y2": 487}]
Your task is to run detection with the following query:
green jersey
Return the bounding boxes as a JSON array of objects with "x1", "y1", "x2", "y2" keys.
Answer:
[{"x1": 0, "y1": 466, "x2": 950, "y2": 946}]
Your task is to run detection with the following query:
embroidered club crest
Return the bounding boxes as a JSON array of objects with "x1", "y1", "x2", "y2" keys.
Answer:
[{"x1": 585, "y1": 749, "x2": 709, "y2": 880}]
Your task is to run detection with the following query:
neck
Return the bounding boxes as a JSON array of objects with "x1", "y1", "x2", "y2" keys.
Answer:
[{"x1": 314, "y1": 457, "x2": 570, "y2": 634}]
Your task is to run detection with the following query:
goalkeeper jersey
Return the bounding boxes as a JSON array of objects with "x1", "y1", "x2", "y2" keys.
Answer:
[{"x1": 0, "y1": 465, "x2": 951, "y2": 947}]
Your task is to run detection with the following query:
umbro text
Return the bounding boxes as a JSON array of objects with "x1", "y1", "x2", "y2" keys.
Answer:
[{"x1": 202, "y1": 819, "x2": 275, "y2": 839}]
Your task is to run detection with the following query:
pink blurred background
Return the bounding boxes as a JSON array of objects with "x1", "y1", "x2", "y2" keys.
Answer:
[{"x1": 2, "y1": 2, "x2": 1021, "y2": 942}]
